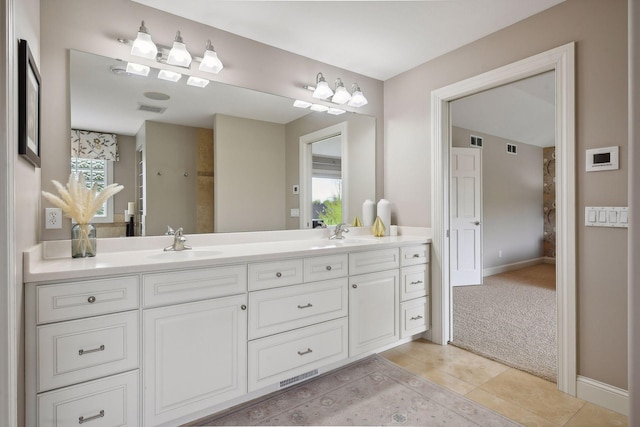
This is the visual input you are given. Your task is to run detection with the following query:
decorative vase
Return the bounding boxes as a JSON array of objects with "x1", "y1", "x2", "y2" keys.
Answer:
[
  {"x1": 362, "y1": 199, "x2": 375, "y2": 226},
  {"x1": 71, "y1": 223, "x2": 96, "y2": 258}
]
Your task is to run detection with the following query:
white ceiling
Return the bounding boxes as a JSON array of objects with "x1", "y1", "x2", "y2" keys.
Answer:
[
  {"x1": 451, "y1": 71, "x2": 556, "y2": 147},
  {"x1": 133, "y1": 0, "x2": 565, "y2": 81}
]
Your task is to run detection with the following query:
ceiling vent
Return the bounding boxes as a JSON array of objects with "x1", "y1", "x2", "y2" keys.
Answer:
[
  {"x1": 470, "y1": 135, "x2": 483, "y2": 148},
  {"x1": 507, "y1": 143, "x2": 518, "y2": 155},
  {"x1": 138, "y1": 104, "x2": 166, "y2": 114}
]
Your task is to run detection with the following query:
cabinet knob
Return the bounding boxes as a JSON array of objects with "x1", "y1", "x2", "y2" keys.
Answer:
[
  {"x1": 413, "y1": 254, "x2": 420, "y2": 258},
  {"x1": 87, "y1": 296, "x2": 96, "y2": 303},
  {"x1": 241, "y1": 305, "x2": 247, "y2": 310},
  {"x1": 276, "y1": 272, "x2": 282, "y2": 278},
  {"x1": 326, "y1": 265, "x2": 332, "y2": 271},
  {"x1": 352, "y1": 284, "x2": 358, "y2": 289}
]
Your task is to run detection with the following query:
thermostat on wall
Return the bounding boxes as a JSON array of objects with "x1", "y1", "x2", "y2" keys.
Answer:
[{"x1": 586, "y1": 146, "x2": 619, "y2": 172}]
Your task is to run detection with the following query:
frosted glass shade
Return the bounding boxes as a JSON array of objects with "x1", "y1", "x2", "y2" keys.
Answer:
[
  {"x1": 157, "y1": 69, "x2": 182, "y2": 82},
  {"x1": 348, "y1": 90, "x2": 368, "y2": 107},
  {"x1": 199, "y1": 50, "x2": 223, "y2": 74},
  {"x1": 312, "y1": 81, "x2": 334, "y2": 100},
  {"x1": 187, "y1": 76, "x2": 209, "y2": 88},
  {"x1": 131, "y1": 32, "x2": 157, "y2": 60},
  {"x1": 167, "y1": 41, "x2": 192, "y2": 67},
  {"x1": 331, "y1": 86, "x2": 351, "y2": 104}
]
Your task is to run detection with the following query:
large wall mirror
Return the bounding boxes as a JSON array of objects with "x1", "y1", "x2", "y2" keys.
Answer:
[{"x1": 70, "y1": 50, "x2": 376, "y2": 236}]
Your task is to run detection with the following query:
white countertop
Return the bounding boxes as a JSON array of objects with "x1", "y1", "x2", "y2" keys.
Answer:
[{"x1": 24, "y1": 227, "x2": 432, "y2": 283}]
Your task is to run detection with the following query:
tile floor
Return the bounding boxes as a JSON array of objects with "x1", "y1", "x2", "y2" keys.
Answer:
[{"x1": 381, "y1": 339, "x2": 628, "y2": 427}]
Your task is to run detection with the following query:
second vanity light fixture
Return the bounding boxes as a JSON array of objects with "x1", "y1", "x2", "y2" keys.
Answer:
[
  {"x1": 125, "y1": 21, "x2": 224, "y2": 88},
  {"x1": 305, "y1": 72, "x2": 369, "y2": 108}
]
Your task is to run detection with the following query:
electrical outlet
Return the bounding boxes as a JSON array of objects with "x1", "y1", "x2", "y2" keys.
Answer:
[
  {"x1": 45, "y1": 208, "x2": 62, "y2": 229},
  {"x1": 292, "y1": 185, "x2": 300, "y2": 195}
]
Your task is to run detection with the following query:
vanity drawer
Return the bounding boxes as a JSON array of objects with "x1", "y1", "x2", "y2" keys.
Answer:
[
  {"x1": 36, "y1": 276, "x2": 139, "y2": 324},
  {"x1": 248, "y1": 259, "x2": 304, "y2": 291},
  {"x1": 400, "y1": 296, "x2": 429, "y2": 338},
  {"x1": 143, "y1": 264, "x2": 246, "y2": 308},
  {"x1": 400, "y1": 264, "x2": 429, "y2": 302},
  {"x1": 400, "y1": 244, "x2": 430, "y2": 267},
  {"x1": 304, "y1": 253, "x2": 349, "y2": 282},
  {"x1": 349, "y1": 248, "x2": 399, "y2": 275},
  {"x1": 248, "y1": 278, "x2": 348, "y2": 339},
  {"x1": 248, "y1": 317, "x2": 348, "y2": 392},
  {"x1": 37, "y1": 311, "x2": 139, "y2": 392},
  {"x1": 37, "y1": 370, "x2": 139, "y2": 427}
]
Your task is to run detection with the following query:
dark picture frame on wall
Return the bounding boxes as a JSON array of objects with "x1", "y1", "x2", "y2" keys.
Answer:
[{"x1": 18, "y1": 39, "x2": 41, "y2": 168}]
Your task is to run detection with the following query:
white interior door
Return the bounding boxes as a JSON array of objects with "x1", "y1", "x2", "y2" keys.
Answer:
[{"x1": 450, "y1": 147, "x2": 482, "y2": 286}]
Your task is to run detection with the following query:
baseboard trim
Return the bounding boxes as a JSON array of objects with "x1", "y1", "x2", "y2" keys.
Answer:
[
  {"x1": 576, "y1": 375, "x2": 628, "y2": 416},
  {"x1": 482, "y1": 257, "x2": 544, "y2": 277}
]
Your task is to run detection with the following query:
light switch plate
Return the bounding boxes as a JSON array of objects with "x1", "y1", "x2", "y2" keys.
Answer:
[
  {"x1": 290, "y1": 208, "x2": 300, "y2": 217},
  {"x1": 585, "y1": 206, "x2": 628, "y2": 228}
]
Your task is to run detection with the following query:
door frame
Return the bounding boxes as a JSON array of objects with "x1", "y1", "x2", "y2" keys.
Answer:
[{"x1": 430, "y1": 43, "x2": 576, "y2": 395}]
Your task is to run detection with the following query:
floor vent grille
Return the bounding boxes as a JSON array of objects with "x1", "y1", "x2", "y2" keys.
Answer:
[{"x1": 280, "y1": 369, "x2": 318, "y2": 388}]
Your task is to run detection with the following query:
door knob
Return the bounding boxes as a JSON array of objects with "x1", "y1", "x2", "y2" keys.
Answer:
[{"x1": 473, "y1": 221, "x2": 481, "y2": 225}]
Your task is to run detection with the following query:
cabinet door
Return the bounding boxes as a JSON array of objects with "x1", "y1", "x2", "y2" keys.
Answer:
[
  {"x1": 349, "y1": 270, "x2": 399, "y2": 356},
  {"x1": 143, "y1": 295, "x2": 247, "y2": 426}
]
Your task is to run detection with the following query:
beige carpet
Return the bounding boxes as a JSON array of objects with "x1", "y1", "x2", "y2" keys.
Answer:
[
  {"x1": 188, "y1": 355, "x2": 520, "y2": 426},
  {"x1": 452, "y1": 263, "x2": 557, "y2": 382}
]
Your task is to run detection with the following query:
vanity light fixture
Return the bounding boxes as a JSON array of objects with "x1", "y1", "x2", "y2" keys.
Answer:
[
  {"x1": 331, "y1": 78, "x2": 351, "y2": 105},
  {"x1": 199, "y1": 40, "x2": 224, "y2": 74},
  {"x1": 348, "y1": 83, "x2": 368, "y2": 107},
  {"x1": 126, "y1": 62, "x2": 151, "y2": 77},
  {"x1": 157, "y1": 69, "x2": 182, "y2": 82},
  {"x1": 312, "y1": 73, "x2": 334, "y2": 100},
  {"x1": 187, "y1": 76, "x2": 209, "y2": 88},
  {"x1": 130, "y1": 21, "x2": 158, "y2": 60},
  {"x1": 167, "y1": 31, "x2": 192, "y2": 68}
]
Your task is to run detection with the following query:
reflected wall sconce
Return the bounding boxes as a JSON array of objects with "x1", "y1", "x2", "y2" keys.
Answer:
[
  {"x1": 304, "y1": 72, "x2": 368, "y2": 108},
  {"x1": 126, "y1": 62, "x2": 150, "y2": 77}
]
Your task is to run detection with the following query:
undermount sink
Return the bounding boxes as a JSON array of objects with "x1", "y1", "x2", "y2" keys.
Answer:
[
  {"x1": 147, "y1": 249, "x2": 222, "y2": 260},
  {"x1": 308, "y1": 237, "x2": 381, "y2": 249}
]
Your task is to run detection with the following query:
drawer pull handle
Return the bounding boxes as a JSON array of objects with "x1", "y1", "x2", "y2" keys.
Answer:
[
  {"x1": 297, "y1": 348, "x2": 313, "y2": 356},
  {"x1": 412, "y1": 254, "x2": 421, "y2": 258},
  {"x1": 276, "y1": 272, "x2": 282, "y2": 278},
  {"x1": 410, "y1": 315, "x2": 423, "y2": 321},
  {"x1": 410, "y1": 280, "x2": 424, "y2": 285},
  {"x1": 326, "y1": 265, "x2": 332, "y2": 271},
  {"x1": 78, "y1": 345, "x2": 105, "y2": 356},
  {"x1": 241, "y1": 305, "x2": 247, "y2": 310},
  {"x1": 87, "y1": 296, "x2": 96, "y2": 303},
  {"x1": 297, "y1": 303, "x2": 313, "y2": 309},
  {"x1": 78, "y1": 410, "x2": 104, "y2": 424},
  {"x1": 352, "y1": 284, "x2": 358, "y2": 289}
]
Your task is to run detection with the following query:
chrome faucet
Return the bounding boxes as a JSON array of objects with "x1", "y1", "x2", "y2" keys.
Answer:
[
  {"x1": 164, "y1": 227, "x2": 192, "y2": 251},
  {"x1": 330, "y1": 223, "x2": 350, "y2": 240}
]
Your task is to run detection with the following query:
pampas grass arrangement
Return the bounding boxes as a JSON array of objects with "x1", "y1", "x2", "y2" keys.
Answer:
[{"x1": 42, "y1": 173, "x2": 123, "y2": 257}]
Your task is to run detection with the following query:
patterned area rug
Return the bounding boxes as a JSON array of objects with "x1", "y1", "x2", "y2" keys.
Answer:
[{"x1": 188, "y1": 355, "x2": 520, "y2": 426}]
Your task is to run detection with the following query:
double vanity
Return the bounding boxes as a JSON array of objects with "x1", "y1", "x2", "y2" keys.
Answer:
[{"x1": 24, "y1": 230, "x2": 431, "y2": 427}]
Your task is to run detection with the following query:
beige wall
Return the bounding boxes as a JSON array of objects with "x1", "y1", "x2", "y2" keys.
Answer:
[
  {"x1": 214, "y1": 114, "x2": 286, "y2": 232},
  {"x1": 39, "y1": 0, "x2": 383, "y2": 240},
  {"x1": 385, "y1": 0, "x2": 628, "y2": 389},
  {"x1": 142, "y1": 121, "x2": 199, "y2": 236},
  {"x1": 452, "y1": 127, "x2": 544, "y2": 269},
  {"x1": 113, "y1": 134, "x2": 136, "y2": 215},
  {"x1": 284, "y1": 113, "x2": 376, "y2": 229}
]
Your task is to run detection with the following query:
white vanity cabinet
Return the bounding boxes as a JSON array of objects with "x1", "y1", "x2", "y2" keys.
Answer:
[
  {"x1": 348, "y1": 248, "x2": 401, "y2": 356},
  {"x1": 247, "y1": 254, "x2": 349, "y2": 392},
  {"x1": 141, "y1": 265, "x2": 247, "y2": 427},
  {"x1": 399, "y1": 244, "x2": 430, "y2": 338},
  {"x1": 26, "y1": 276, "x2": 140, "y2": 427}
]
